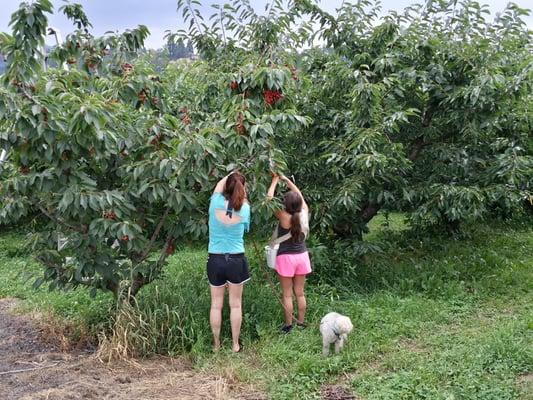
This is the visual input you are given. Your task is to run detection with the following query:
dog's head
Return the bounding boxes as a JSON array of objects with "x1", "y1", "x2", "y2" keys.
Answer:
[{"x1": 335, "y1": 316, "x2": 353, "y2": 334}]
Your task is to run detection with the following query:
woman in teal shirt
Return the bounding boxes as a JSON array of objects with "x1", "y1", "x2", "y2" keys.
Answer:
[{"x1": 207, "y1": 171, "x2": 251, "y2": 352}]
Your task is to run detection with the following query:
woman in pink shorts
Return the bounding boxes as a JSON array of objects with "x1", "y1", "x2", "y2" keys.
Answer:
[{"x1": 267, "y1": 174, "x2": 311, "y2": 333}]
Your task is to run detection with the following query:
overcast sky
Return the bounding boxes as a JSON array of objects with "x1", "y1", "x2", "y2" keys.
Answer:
[{"x1": 0, "y1": 0, "x2": 531, "y2": 49}]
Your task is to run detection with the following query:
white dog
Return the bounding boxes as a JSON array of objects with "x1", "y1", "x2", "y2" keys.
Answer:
[{"x1": 320, "y1": 312, "x2": 353, "y2": 356}]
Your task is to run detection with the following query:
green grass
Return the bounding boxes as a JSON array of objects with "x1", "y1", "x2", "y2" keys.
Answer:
[
  {"x1": 0, "y1": 230, "x2": 114, "y2": 337},
  {"x1": 0, "y1": 217, "x2": 531, "y2": 399},
  {"x1": 364, "y1": 211, "x2": 408, "y2": 241}
]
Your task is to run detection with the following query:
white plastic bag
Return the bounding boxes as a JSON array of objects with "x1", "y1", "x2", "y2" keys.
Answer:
[{"x1": 265, "y1": 243, "x2": 280, "y2": 269}]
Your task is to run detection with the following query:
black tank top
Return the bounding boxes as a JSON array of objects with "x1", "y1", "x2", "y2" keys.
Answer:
[{"x1": 277, "y1": 225, "x2": 307, "y2": 255}]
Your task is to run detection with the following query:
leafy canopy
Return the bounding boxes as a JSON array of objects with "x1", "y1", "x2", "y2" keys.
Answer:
[
  {"x1": 0, "y1": 0, "x2": 307, "y2": 297},
  {"x1": 0, "y1": 0, "x2": 531, "y2": 296}
]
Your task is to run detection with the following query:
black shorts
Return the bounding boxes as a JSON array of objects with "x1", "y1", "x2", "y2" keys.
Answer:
[{"x1": 207, "y1": 253, "x2": 250, "y2": 287}]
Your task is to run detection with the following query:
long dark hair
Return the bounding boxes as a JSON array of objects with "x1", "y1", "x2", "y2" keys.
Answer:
[
  {"x1": 223, "y1": 172, "x2": 246, "y2": 211},
  {"x1": 284, "y1": 191, "x2": 304, "y2": 242}
]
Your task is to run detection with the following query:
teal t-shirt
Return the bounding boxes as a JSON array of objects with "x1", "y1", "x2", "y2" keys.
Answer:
[{"x1": 208, "y1": 192, "x2": 251, "y2": 254}]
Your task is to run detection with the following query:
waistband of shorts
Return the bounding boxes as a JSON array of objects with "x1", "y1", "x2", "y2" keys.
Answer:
[{"x1": 208, "y1": 253, "x2": 245, "y2": 258}]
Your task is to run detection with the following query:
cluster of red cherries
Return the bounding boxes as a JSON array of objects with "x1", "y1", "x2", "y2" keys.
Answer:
[{"x1": 262, "y1": 89, "x2": 283, "y2": 105}]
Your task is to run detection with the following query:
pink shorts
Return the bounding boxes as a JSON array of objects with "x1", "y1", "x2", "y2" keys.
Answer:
[{"x1": 275, "y1": 252, "x2": 312, "y2": 277}]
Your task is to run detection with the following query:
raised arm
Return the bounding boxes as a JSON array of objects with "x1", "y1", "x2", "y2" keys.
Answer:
[
  {"x1": 266, "y1": 174, "x2": 285, "y2": 219},
  {"x1": 266, "y1": 174, "x2": 280, "y2": 200},
  {"x1": 280, "y1": 175, "x2": 308, "y2": 210},
  {"x1": 213, "y1": 171, "x2": 233, "y2": 194}
]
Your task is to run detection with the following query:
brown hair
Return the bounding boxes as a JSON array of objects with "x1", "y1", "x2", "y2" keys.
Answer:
[
  {"x1": 284, "y1": 191, "x2": 304, "y2": 242},
  {"x1": 223, "y1": 172, "x2": 246, "y2": 211}
]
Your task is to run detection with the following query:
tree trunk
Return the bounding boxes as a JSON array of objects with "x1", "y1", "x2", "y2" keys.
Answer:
[
  {"x1": 334, "y1": 108, "x2": 434, "y2": 239},
  {"x1": 524, "y1": 199, "x2": 533, "y2": 213},
  {"x1": 408, "y1": 137, "x2": 426, "y2": 162},
  {"x1": 125, "y1": 235, "x2": 174, "y2": 303},
  {"x1": 332, "y1": 203, "x2": 379, "y2": 240},
  {"x1": 360, "y1": 202, "x2": 380, "y2": 223},
  {"x1": 355, "y1": 108, "x2": 434, "y2": 229},
  {"x1": 105, "y1": 281, "x2": 119, "y2": 298},
  {"x1": 128, "y1": 274, "x2": 147, "y2": 303},
  {"x1": 445, "y1": 219, "x2": 461, "y2": 235},
  {"x1": 332, "y1": 223, "x2": 363, "y2": 240}
]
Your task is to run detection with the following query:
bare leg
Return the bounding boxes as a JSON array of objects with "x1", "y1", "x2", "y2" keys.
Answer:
[
  {"x1": 278, "y1": 275, "x2": 294, "y2": 326},
  {"x1": 209, "y1": 285, "x2": 225, "y2": 352},
  {"x1": 228, "y1": 283, "x2": 244, "y2": 352},
  {"x1": 293, "y1": 275, "x2": 307, "y2": 325}
]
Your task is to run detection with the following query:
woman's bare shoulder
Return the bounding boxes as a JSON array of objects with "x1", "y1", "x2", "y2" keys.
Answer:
[{"x1": 277, "y1": 210, "x2": 292, "y2": 228}]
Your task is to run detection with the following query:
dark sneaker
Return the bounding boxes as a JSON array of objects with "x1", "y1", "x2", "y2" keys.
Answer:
[
  {"x1": 281, "y1": 324, "x2": 293, "y2": 334},
  {"x1": 296, "y1": 322, "x2": 307, "y2": 329}
]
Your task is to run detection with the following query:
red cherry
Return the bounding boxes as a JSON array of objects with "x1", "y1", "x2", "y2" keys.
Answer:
[
  {"x1": 104, "y1": 211, "x2": 117, "y2": 220},
  {"x1": 235, "y1": 124, "x2": 246, "y2": 135},
  {"x1": 138, "y1": 90, "x2": 147, "y2": 102},
  {"x1": 263, "y1": 89, "x2": 283, "y2": 105}
]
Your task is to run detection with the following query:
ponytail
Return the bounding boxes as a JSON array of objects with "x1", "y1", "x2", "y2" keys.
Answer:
[
  {"x1": 230, "y1": 178, "x2": 245, "y2": 211},
  {"x1": 284, "y1": 191, "x2": 304, "y2": 242},
  {"x1": 224, "y1": 172, "x2": 246, "y2": 211},
  {"x1": 290, "y1": 212, "x2": 303, "y2": 242}
]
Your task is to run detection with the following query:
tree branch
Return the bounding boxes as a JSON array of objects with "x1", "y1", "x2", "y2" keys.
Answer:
[
  {"x1": 36, "y1": 204, "x2": 83, "y2": 233},
  {"x1": 408, "y1": 107, "x2": 434, "y2": 161},
  {"x1": 408, "y1": 137, "x2": 426, "y2": 162},
  {"x1": 128, "y1": 234, "x2": 173, "y2": 299},
  {"x1": 186, "y1": 0, "x2": 204, "y2": 35},
  {"x1": 137, "y1": 206, "x2": 171, "y2": 263},
  {"x1": 219, "y1": 7, "x2": 227, "y2": 46}
]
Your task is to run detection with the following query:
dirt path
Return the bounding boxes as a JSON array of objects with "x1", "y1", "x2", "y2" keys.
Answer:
[{"x1": 0, "y1": 298, "x2": 264, "y2": 400}]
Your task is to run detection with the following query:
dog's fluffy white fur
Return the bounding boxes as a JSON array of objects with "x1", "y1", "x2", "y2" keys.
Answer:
[{"x1": 320, "y1": 312, "x2": 353, "y2": 356}]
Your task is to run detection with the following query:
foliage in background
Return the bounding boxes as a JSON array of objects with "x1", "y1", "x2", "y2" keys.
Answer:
[
  {"x1": 1, "y1": 217, "x2": 531, "y2": 399},
  {"x1": 0, "y1": 0, "x2": 307, "y2": 297},
  {"x1": 173, "y1": 0, "x2": 532, "y2": 238},
  {"x1": 300, "y1": 0, "x2": 533, "y2": 237},
  {"x1": 0, "y1": 0, "x2": 532, "y2": 297}
]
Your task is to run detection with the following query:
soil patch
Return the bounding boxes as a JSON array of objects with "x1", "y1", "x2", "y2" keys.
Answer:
[
  {"x1": 517, "y1": 372, "x2": 533, "y2": 395},
  {"x1": 0, "y1": 298, "x2": 264, "y2": 400},
  {"x1": 321, "y1": 384, "x2": 357, "y2": 400}
]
